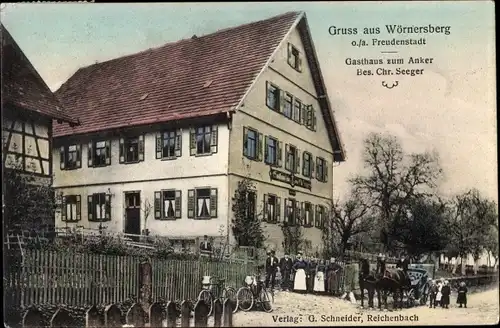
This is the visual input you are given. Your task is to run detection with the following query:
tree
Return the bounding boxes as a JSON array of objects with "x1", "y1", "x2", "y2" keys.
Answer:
[
  {"x1": 326, "y1": 192, "x2": 373, "y2": 259},
  {"x1": 281, "y1": 222, "x2": 304, "y2": 255},
  {"x1": 349, "y1": 133, "x2": 443, "y2": 254},
  {"x1": 231, "y1": 178, "x2": 265, "y2": 249}
]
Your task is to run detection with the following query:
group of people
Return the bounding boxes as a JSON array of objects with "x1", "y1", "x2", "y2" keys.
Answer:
[
  {"x1": 429, "y1": 279, "x2": 468, "y2": 308},
  {"x1": 264, "y1": 251, "x2": 343, "y2": 295}
]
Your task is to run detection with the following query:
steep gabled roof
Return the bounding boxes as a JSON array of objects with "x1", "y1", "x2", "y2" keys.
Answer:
[
  {"x1": 0, "y1": 25, "x2": 79, "y2": 124},
  {"x1": 53, "y1": 12, "x2": 300, "y2": 137}
]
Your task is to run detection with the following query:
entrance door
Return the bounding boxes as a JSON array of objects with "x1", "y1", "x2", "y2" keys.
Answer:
[{"x1": 124, "y1": 192, "x2": 141, "y2": 236}]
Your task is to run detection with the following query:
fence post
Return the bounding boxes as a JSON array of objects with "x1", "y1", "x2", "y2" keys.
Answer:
[
  {"x1": 22, "y1": 307, "x2": 46, "y2": 328},
  {"x1": 104, "y1": 304, "x2": 122, "y2": 328},
  {"x1": 213, "y1": 299, "x2": 223, "y2": 327},
  {"x1": 149, "y1": 302, "x2": 165, "y2": 328},
  {"x1": 165, "y1": 301, "x2": 179, "y2": 328},
  {"x1": 50, "y1": 307, "x2": 75, "y2": 328},
  {"x1": 85, "y1": 305, "x2": 102, "y2": 328},
  {"x1": 222, "y1": 298, "x2": 233, "y2": 327},
  {"x1": 194, "y1": 299, "x2": 209, "y2": 327},
  {"x1": 139, "y1": 261, "x2": 153, "y2": 310},
  {"x1": 181, "y1": 300, "x2": 192, "y2": 327},
  {"x1": 126, "y1": 303, "x2": 146, "y2": 327}
]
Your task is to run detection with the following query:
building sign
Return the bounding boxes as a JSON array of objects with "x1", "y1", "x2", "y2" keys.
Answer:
[{"x1": 269, "y1": 168, "x2": 312, "y2": 191}]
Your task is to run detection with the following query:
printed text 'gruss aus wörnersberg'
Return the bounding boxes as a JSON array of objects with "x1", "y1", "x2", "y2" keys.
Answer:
[{"x1": 328, "y1": 24, "x2": 452, "y2": 36}]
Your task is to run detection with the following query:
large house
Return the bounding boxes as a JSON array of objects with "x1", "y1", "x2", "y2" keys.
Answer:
[
  {"x1": 1, "y1": 24, "x2": 79, "y2": 232},
  {"x1": 52, "y1": 12, "x2": 346, "y2": 253}
]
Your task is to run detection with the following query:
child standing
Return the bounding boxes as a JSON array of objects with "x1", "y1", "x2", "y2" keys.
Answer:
[
  {"x1": 435, "y1": 280, "x2": 443, "y2": 307},
  {"x1": 456, "y1": 281, "x2": 468, "y2": 308}
]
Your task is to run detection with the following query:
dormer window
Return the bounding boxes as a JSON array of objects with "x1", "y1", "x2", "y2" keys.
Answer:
[{"x1": 287, "y1": 43, "x2": 302, "y2": 72}]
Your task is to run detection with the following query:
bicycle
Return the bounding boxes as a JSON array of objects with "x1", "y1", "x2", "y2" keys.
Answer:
[
  {"x1": 197, "y1": 276, "x2": 238, "y2": 316},
  {"x1": 236, "y1": 275, "x2": 273, "y2": 313}
]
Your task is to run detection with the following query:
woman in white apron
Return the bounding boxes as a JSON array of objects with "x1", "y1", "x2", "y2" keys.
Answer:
[
  {"x1": 292, "y1": 253, "x2": 307, "y2": 292},
  {"x1": 313, "y1": 259, "x2": 326, "y2": 293}
]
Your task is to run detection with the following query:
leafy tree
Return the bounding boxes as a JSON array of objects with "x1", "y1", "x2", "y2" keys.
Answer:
[
  {"x1": 231, "y1": 178, "x2": 265, "y2": 249},
  {"x1": 349, "y1": 133, "x2": 443, "y2": 253}
]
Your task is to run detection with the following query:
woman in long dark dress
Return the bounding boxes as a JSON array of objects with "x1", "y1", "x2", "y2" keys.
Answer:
[
  {"x1": 456, "y1": 281, "x2": 468, "y2": 308},
  {"x1": 441, "y1": 280, "x2": 451, "y2": 309}
]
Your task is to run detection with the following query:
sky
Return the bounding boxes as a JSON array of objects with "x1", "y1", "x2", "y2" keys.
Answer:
[{"x1": 1, "y1": 1, "x2": 497, "y2": 202}]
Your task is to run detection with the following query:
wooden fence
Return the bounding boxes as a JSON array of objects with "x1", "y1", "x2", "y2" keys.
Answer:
[
  {"x1": 5, "y1": 249, "x2": 254, "y2": 308},
  {"x1": 21, "y1": 298, "x2": 233, "y2": 327}
]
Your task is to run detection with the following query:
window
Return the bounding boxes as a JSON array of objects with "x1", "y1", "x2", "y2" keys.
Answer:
[
  {"x1": 287, "y1": 43, "x2": 302, "y2": 72},
  {"x1": 283, "y1": 93, "x2": 293, "y2": 119},
  {"x1": 304, "y1": 105, "x2": 317, "y2": 131},
  {"x1": 60, "y1": 144, "x2": 81, "y2": 170},
  {"x1": 120, "y1": 135, "x2": 144, "y2": 163},
  {"x1": 302, "y1": 202, "x2": 313, "y2": 227},
  {"x1": 316, "y1": 157, "x2": 328, "y2": 182},
  {"x1": 243, "y1": 127, "x2": 262, "y2": 161},
  {"x1": 284, "y1": 198, "x2": 297, "y2": 225},
  {"x1": 315, "y1": 205, "x2": 325, "y2": 228},
  {"x1": 293, "y1": 99, "x2": 302, "y2": 123},
  {"x1": 190, "y1": 125, "x2": 218, "y2": 156},
  {"x1": 246, "y1": 191, "x2": 257, "y2": 220},
  {"x1": 188, "y1": 188, "x2": 218, "y2": 219},
  {"x1": 264, "y1": 136, "x2": 282, "y2": 166},
  {"x1": 154, "y1": 190, "x2": 182, "y2": 220},
  {"x1": 61, "y1": 195, "x2": 81, "y2": 222},
  {"x1": 88, "y1": 193, "x2": 111, "y2": 222},
  {"x1": 264, "y1": 194, "x2": 281, "y2": 223},
  {"x1": 302, "y1": 152, "x2": 313, "y2": 177},
  {"x1": 285, "y1": 144, "x2": 299, "y2": 173},
  {"x1": 88, "y1": 140, "x2": 111, "y2": 167},
  {"x1": 156, "y1": 130, "x2": 182, "y2": 159},
  {"x1": 266, "y1": 82, "x2": 280, "y2": 111}
]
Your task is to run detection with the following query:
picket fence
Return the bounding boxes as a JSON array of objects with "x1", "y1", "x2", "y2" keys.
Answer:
[
  {"x1": 22, "y1": 298, "x2": 233, "y2": 327},
  {"x1": 5, "y1": 249, "x2": 254, "y2": 308}
]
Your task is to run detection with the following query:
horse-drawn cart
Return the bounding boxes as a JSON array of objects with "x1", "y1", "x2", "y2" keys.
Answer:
[{"x1": 405, "y1": 267, "x2": 432, "y2": 307}]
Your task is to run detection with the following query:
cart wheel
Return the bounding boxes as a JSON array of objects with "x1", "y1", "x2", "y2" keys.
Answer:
[
  {"x1": 420, "y1": 284, "x2": 429, "y2": 305},
  {"x1": 407, "y1": 289, "x2": 415, "y2": 308},
  {"x1": 198, "y1": 290, "x2": 214, "y2": 316},
  {"x1": 223, "y1": 287, "x2": 238, "y2": 313},
  {"x1": 236, "y1": 287, "x2": 254, "y2": 312},
  {"x1": 260, "y1": 288, "x2": 273, "y2": 313}
]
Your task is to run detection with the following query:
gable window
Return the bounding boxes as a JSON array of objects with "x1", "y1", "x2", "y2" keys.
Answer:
[
  {"x1": 302, "y1": 202, "x2": 314, "y2": 227},
  {"x1": 283, "y1": 93, "x2": 293, "y2": 119},
  {"x1": 61, "y1": 195, "x2": 81, "y2": 222},
  {"x1": 315, "y1": 205, "x2": 325, "y2": 228},
  {"x1": 316, "y1": 157, "x2": 328, "y2": 182},
  {"x1": 264, "y1": 136, "x2": 282, "y2": 166},
  {"x1": 88, "y1": 140, "x2": 111, "y2": 167},
  {"x1": 119, "y1": 135, "x2": 144, "y2": 164},
  {"x1": 154, "y1": 190, "x2": 182, "y2": 220},
  {"x1": 293, "y1": 98, "x2": 302, "y2": 123},
  {"x1": 263, "y1": 194, "x2": 281, "y2": 223},
  {"x1": 287, "y1": 43, "x2": 302, "y2": 72},
  {"x1": 88, "y1": 192, "x2": 111, "y2": 222},
  {"x1": 285, "y1": 144, "x2": 300, "y2": 173},
  {"x1": 156, "y1": 130, "x2": 182, "y2": 160},
  {"x1": 190, "y1": 125, "x2": 218, "y2": 156},
  {"x1": 243, "y1": 127, "x2": 263, "y2": 161},
  {"x1": 284, "y1": 198, "x2": 297, "y2": 225},
  {"x1": 60, "y1": 144, "x2": 81, "y2": 170},
  {"x1": 187, "y1": 188, "x2": 218, "y2": 219},
  {"x1": 302, "y1": 152, "x2": 314, "y2": 178},
  {"x1": 266, "y1": 82, "x2": 280, "y2": 111}
]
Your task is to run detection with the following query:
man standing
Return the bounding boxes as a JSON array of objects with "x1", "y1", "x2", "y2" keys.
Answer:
[
  {"x1": 199, "y1": 235, "x2": 212, "y2": 258},
  {"x1": 279, "y1": 254, "x2": 293, "y2": 291},
  {"x1": 265, "y1": 250, "x2": 279, "y2": 289}
]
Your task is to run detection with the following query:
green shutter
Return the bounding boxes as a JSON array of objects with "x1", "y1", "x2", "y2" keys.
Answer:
[
  {"x1": 279, "y1": 89, "x2": 285, "y2": 113},
  {"x1": 87, "y1": 195, "x2": 93, "y2": 221},
  {"x1": 105, "y1": 140, "x2": 111, "y2": 165},
  {"x1": 60, "y1": 146, "x2": 65, "y2": 170},
  {"x1": 175, "y1": 130, "x2": 182, "y2": 157},
  {"x1": 138, "y1": 135, "x2": 145, "y2": 161},
  {"x1": 76, "y1": 144, "x2": 81, "y2": 168},
  {"x1": 174, "y1": 190, "x2": 182, "y2": 219},
  {"x1": 88, "y1": 142, "x2": 93, "y2": 167},
  {"x1": 61, "y1": 196, "x2": 67, "y2": 221},
  {"x1": 295, "y1": 147, "x2": 300, "y2": 174},
  {"x1": 277, "y1": 141, "x2": 283, "y2": 167},
  {"x1": 276, "y1": 197, "x2": 281, "y2": 223},
  {"x1": 257, "y1": 133, "x2": 263, "y2": 161},
  {"x1": 312, "y1": 108, "x2": 317, "y2": 131},
  {"x1": 210, "y1": 188, "x2": 218, "y2": 218},
  {"x1": 263, "y1": 194, "x2": 269, "y2": 222},
  {"x1": 315, "y1": 157, "x2": 320, "y2": 180},
  {"x1": 297, "y1": 54, "x2": 303, "y2": 72},
  {"x1": 264, "y1": 136, "x2": 269, "y2": 163},
  {"x1": 324, "y1": 160, "x2": 329, "y2": 182},
  {"x1": 285, "y1": 144, "x2": 291, "y2": 171},
  {"x1": 242, "y1": 127, "x2": 248, "y2": 157},
  {"x1": 119, "y1": 138, "x2": 125, "y2": 163},
  {"x1": 287, "y1": 43, "x2": 293, "y2": 65},
  {"x1": 156, "y1": 133, "x2": 162, "y2": 159},
  {"x1": 210, "y1": 125, "x2": 218, "y2": 153},
  {"x1": 76, "y1": 195, "x2": 81, "y2": 221},
  {"x1": 189, "y1": 129, "x2": 196, "y2": 156},
  {"x1": 154, "y1": 191, "x2": 162, "y2": 219},
  {"x1": 105, "y1": 194, "x2": 111, "y2": 221},
  {"x1": 187, "y1": 189, "x2": 195, "y2": 218}
]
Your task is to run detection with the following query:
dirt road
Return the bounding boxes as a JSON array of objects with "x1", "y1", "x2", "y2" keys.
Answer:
[{"x1": 232, "y1": 286, "x2": 499, "y2": 326}]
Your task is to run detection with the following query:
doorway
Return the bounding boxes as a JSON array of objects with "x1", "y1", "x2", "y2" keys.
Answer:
[{"x1": 124, "y1": 191, "x2": 141, "y2": 237}]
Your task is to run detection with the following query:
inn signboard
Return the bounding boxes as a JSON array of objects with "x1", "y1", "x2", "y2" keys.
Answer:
[{"x1": 269, "y1": 168, "x2": 312, "y2": 191}]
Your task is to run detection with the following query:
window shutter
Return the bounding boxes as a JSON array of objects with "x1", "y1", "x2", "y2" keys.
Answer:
[
  {"x1": 189, "y1": 128, "x2": 196, "y2": 156},
  {"x1": 154, "y1": 191, "x2": 161, "y2": 219},
  {"x1": 210, "y1": 125, "x2": 218, "y2": 154},
  {"x1": 279, "y1": 90, "x2": 285, "y2": 113},
  {"x1": 87, "y1": 195, "x2": 93, "y2": 221},
  {"x1": 295, "y1": 201, "x2": 301, "y2": 226},
  {"x1": 324, "y1": 160, "x2": 329, "y2": 182},
  {"x1": 105, "y1": 140, "x2": 111, "y2": 165},
  {"x1": 312, "y1": 107, "x2": 317, "y2": 131},
  {"x1": 174, "y1": 190, "x2": 182, "y2": 218},
  {"x1": 257, "y1": 133, "x2": 263, "y2": 161},
  {"x1": 175, "y1": 130, "x2": 182, "y2": 157},
  {"x1": 119, "y1": 138, "x2": 125, "y2": 163},
  {"x1": 210, "y1": 188, "x2": 218, "y2": 218},
  {"x1": 88, "y1": 142, "x2": 93, "y2": 167},
  {"x1": 311, "y1": 155, "x2": 315, "y2": 174},
  {"x1": 76, "y1": 144, "x2": 81, "y2": 168},
  {"x1": 138, "y1": 135, "x2": 145, "y2": 161},
  {"x1": 285, "y1": 143, "x2": 291, "y2": 171},
  {"x1": 263, "y1": 194, "x2": 269, "y2": 222},
  {"x1": 187, "y1": 189, "x2": 195, "y2": 218},
  {"x1": 105, "y1": 194, "x2": 111, "y2": 221},
  {"x1": 301, "y1": 105, "x2": 307, "y2": 125},
  {"x1": 284, "y1": 199, "x2": 289, "y2": 223},
  {"x1": 277, "y1": 141, "x2": 283, "y2": 167},
  {"x1": 76, "y1": 195, "x2": 81, "y2": 221},
  {"x1": 242, "y1": 127, "x2": 248, "y2": 157},
  {"x1": 301, "y1": 202, "x2": 306, "y2": 226},
  {"x1": 264, "y1": 136, "x2": 269, "y2": 163},
  {"x1": 276, "y1": 197, "x2": 281, "y2": 222},
  {"x1": 316, "y1": 157, "x2": 320, "y2": 180},
  {"x1": 302, "y1": 152, "x2": 306, "y2": 176},
  {"x1": 60, "y1": 146, "x2": 65, "y2": 170},
  {"x1": 156, "y1": 133, "x2": 162, "y2": 159},
  {"x1": 310, "y1": 204, "x2": 314, "y2": 227},
  {"x1": 287, "y1": 43, "x2": 292, "y2": 64},
  {"x1": 295, "y1": 147, "x2": 300, "y2": 173},
  {"x1": 61, "y1": 196, "x2": 67, "y2": 221},
  {"x1": 298, "y1": 55, "x2": 303, "y2": 72},
  {"x1": 315, "y1": 205, "x2": 320, "y2": 228}
]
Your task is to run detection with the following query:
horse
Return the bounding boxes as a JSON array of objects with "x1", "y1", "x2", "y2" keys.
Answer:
[
  {"x1": 377, "y1": 262, "x2": 411, "y2": 310},
  {"x1": 358, "y1": 258, "x2": 380, "y2": 309}
]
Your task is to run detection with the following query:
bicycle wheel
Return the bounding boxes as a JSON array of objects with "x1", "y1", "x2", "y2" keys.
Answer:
[
  {"x1": 260, "y1": 288, "x2": 273, "y2": 313},
  {"x1": 223, "y1": 286, "x2": 238, "y2": 313},
  {"x1": 236, "y1": 287, "x2": 254, "y2": 312},
  {"x1": 198, "y1": 290, "x2": 214, "y2": 316}
]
